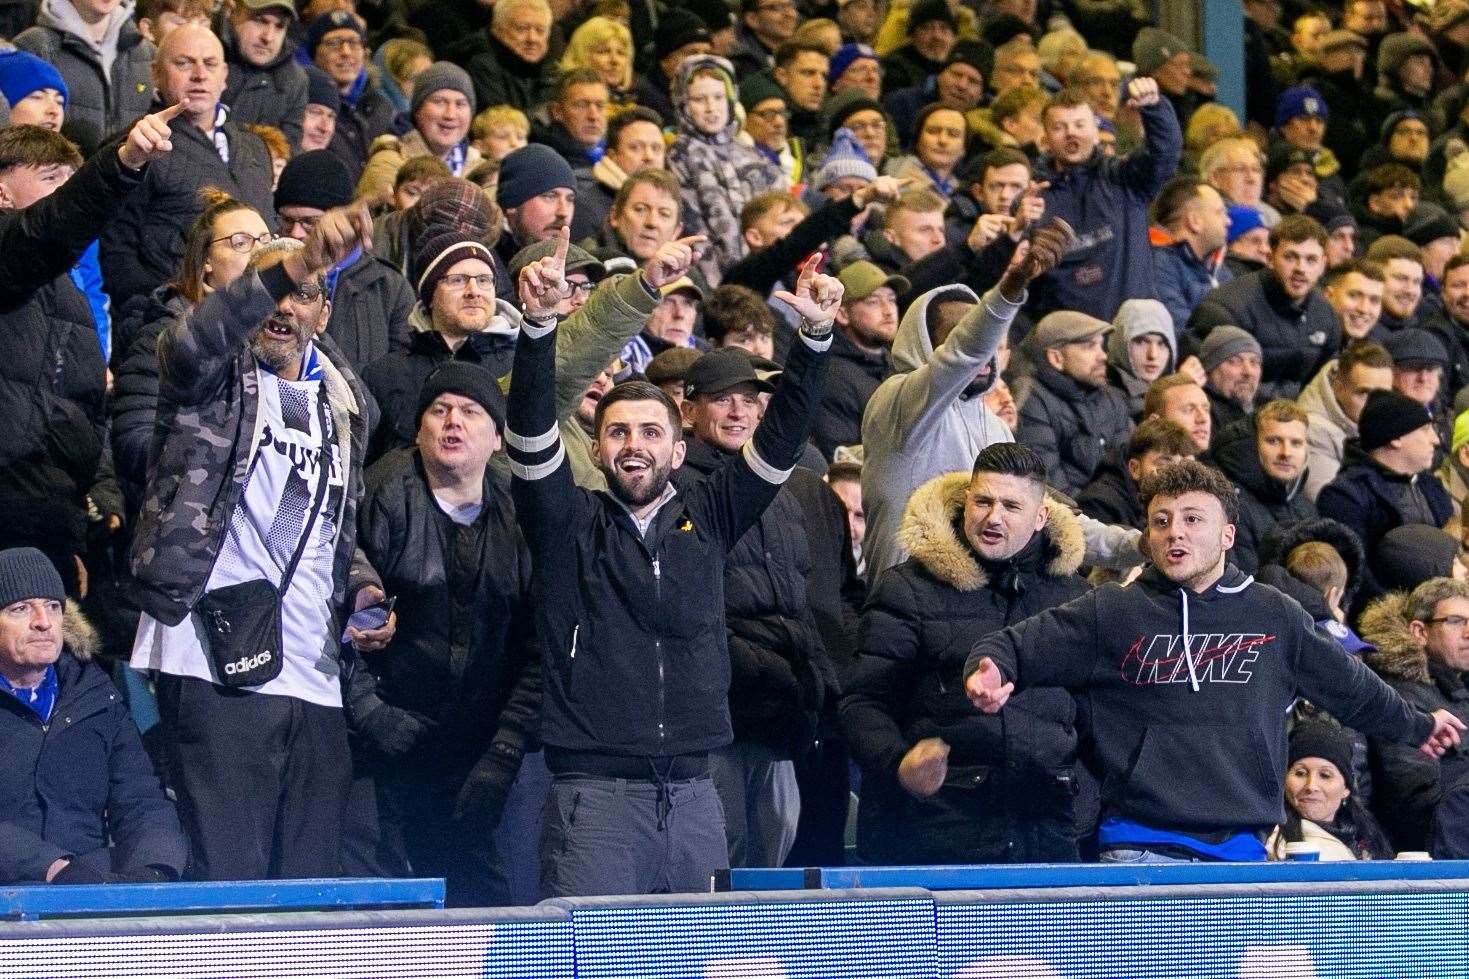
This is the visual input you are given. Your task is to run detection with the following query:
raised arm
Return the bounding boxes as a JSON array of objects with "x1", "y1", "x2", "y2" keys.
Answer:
[{"x1": 1117, "y1": 79, "x2": 1183, "y2": 201}]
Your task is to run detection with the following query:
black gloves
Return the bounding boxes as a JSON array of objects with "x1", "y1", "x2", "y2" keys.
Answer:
[
  {"x1": 454, "y1": 742, "x2": 523, "y2": 832},
  {"x1": 51, "y1": 861, "x2": 124, "y2": 885},
  {"x1": 357, "y1": 699, "x2": 436, "y2": 757}
]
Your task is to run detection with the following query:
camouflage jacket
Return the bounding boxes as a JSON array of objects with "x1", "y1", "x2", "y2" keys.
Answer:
[{"x1": 129, "y1": 265, "x2": 376, "y2": 627}]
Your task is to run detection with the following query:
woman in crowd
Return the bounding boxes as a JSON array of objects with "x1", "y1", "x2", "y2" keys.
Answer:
[
  {"x1": 1269, "y1": 722, "x2": 1396, "y2": 861},
  {"x1": 560, "y1": 16, "x2": 636, "y2": 114}
]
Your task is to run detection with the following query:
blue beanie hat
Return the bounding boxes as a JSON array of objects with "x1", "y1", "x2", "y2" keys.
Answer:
[
  {"x1": 1226, "y1": 204, "x2": 1266, "y2": 245},
  {"x1": 0, "y1": 50, "x2": 68, "y2": 108},
  {"x1": 815, "y1": 127, "x2": 877, "y2": 191},
  {"x1": 1274, "y1": 85, "x2": 1329, "y2": 130},
  {"x1": 828, "y1": 43, "x2": 878, "y2": 85},
  {"x1": 497, "y1": 143, "x2": 576, "y2": 210}
]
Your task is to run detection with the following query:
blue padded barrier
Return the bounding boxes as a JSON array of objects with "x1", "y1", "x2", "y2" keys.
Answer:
[{"x1": 0, "y1": 877, "x2": 444, "y2": 921}]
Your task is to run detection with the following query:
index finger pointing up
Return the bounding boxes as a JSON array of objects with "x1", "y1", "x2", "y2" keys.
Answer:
[{"x1": 553, "y1": 225, "x2": 571, "y2": 265}]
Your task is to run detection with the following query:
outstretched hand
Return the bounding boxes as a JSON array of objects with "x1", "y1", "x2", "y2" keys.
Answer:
[
  {"x1": 118, "y1": 100, "x2": 189, "y2": 170},
  {"x1": 640, "y1": 234, "x2": 707, "y2": 291},
  {"x1": 1420, "y1": 709, "x2": 1466, "y2": 758},
  {"x1": 520, "y1": 225, "x2": 573, "y2": 320},
  {"x1": 299, "y1": 200, "x2": 373, "y2": 272},
  {"x1": 773, "y1": 252, "x2": 843, "y2": 334},
  {"x1": 965, "y1": 657, "x2": 1013, "y2": 714}
]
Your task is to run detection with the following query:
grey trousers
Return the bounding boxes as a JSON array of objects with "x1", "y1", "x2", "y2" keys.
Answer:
[
  {"x1": 540, "y1": 774, "x2": 730, "y2": 897},
  {"x1": 709, "y1": 741, "x2": 801, "y2": 868}
]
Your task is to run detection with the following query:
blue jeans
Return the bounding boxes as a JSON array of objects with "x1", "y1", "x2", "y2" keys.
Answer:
[{"x1": 1100, "y1": 847, "x2": 1201, "y2": 864}]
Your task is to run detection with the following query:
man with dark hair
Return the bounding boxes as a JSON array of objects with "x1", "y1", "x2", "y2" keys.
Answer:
[
  {"x1": 1029, "y1": 78, "x2": 1182, "y2": 321},
  {"x1": 1210, "y1": 399, "x2": 1318, "y2": 572},
  {"x1": 570, "y1": 107, "x2": 667, "y2": 242},
  {"x1": 1429, "y1": 253, "x2": 1469, "y2": 397},
  {"x1": 1151, "y1": 175, "x2": 1233, "y2": 330},
  {"x1": 221, "y1": 0, "x2": 308, "y2": 150},
  {"x1": 702, "y1": 284, "x2": 778, "y2": 360},
  {"x1": 1322, "y1": 258, "x2": 1389, "y2": 344},
  {"x1": 773, "y1": 40, "x2": 829, "y2": 145},
  {"x1": 1078, "y1": 418, "x2": 1198, "y2": 530},
  {"x1": 967, "y1": 459, "x2": 1464, "y2": 863},
  {"x1": 1188, "y1": 213, "x2": 1341, "y2": 401},
  {"x1": 1297, "y1": 340, "x2": 1395, "y2": 500},
  {"x1": 506, "y1": 237, "x2": 840, "y2": 896},
  {"x1": 1355, "y1": 164, "x2": 1421, "y2": 250},
  {"x1": 538, "y1": 68, "x2": 611, "y2": 170},
  {"x1": 842, "y1": 442, "x2": 1090, "y2": 865},
  {"x1": 1015, "y1": 310, "x2": 1134, "y2": 497}
]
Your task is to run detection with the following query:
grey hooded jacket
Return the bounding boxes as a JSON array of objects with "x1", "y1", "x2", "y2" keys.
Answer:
[{"x1": 15, "y1": 0, "x2": 154, "y2": 139}]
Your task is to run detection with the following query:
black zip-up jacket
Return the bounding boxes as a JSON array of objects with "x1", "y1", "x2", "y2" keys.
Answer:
[
  {"x1": 965, "y1": 563, "x2": 1434, "y2": 836},
  {"x1": 1210, "y1": 417, "x2": 1318, "y2": 574},
  {"x1": 221, "y1": 29, "x2": 309, "y2": 150},
  {"x1": 505, "y1": 286, "x2": 830, "y2": 765},
  {"x1": 812, "y1": 328, "x2": 890, "y2": 460},
  {"x1": 350, "y1": 448, "x2": 538, "y2": 768},
  {"x1": 1186, "y1": 269, "x2": 1341, "y2": 401}
]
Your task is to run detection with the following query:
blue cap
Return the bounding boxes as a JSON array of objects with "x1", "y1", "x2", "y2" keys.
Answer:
[
  {"x1": 0, "y1": 50, "x2": 67, "y2": 108},
  {"x1": 1275, "y1": 85, "x2": 1329, "y2": 129},
  {"x1": 828, "y1": 43, "x2": 878, "y2": 85},
  {"x1": 1226, "y1": 204, "x2": 1266, "y2": 245}
]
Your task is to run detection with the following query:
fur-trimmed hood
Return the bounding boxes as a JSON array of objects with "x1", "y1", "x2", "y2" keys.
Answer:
[
  {"x1": 896, "y1": 471, "x2": 1085, "y2": 592},
  {"x1": 62, "y1": 599, "x2": 99, "y2": 662},
  {"x1": 1360, "y1": 592, "x2": 1431, "y2": 685}
]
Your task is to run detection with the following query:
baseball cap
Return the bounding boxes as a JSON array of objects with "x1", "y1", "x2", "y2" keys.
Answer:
[
  {"x1": 838, "y1": 261, "x2": 910, "y2": 302},
  {"x1": 684, "y1": 347, "x2": 776, "y2": 399}
]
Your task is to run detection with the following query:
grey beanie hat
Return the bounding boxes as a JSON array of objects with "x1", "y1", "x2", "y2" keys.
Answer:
[
  {"x1": 1199, "y1": 325, "x2": 1262, "y2": 372},
  {"x1": 0, "y1": 547, "x2": 65, "y2": 609},
  {"x1": 410, "y1": 61, "x2": 476, "y2": 119}
]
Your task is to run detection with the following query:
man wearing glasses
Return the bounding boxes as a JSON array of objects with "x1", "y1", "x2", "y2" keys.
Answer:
[
  {"x1": 274, "y1": 149, "x2": 415, "y2": 370},
  {"x1": 1359, "y1": 576, "x2": 1469, "y2": 852},
  {"x1": 307, "y1": 10, "x2": 395, "y2": 175},
  {"x1": 130, "y1": 204, "x2": 395, "y2": 880}
]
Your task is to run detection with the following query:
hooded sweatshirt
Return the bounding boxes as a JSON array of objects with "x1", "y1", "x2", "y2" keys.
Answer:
[
  {"x1": 1296, "y1": 359, "x2": 1356, "y2": 502},
  {"x1": 1107, "y1": 298, "x2": 1177, "y2": 419},
  {"x1": 16, "y1": 0, "x2": 153, "y2": 139},
  {"x1": 862, "y1": 283, "x2": 1142, "y2": 584},
  {"x1": 966, "y1": 563, "x2": 1434, "y2": 843}
]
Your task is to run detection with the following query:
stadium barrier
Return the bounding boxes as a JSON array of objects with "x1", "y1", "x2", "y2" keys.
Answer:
[{"x1": 2, "y1": 864, "x2": 1467, "y2": 977}]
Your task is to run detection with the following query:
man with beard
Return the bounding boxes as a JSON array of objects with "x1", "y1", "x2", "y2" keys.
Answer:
[
  {"x1": 1188, "y1": 214, "x2": 1340, "y2": 401},
  {"x1": 494, "y1": 143, "x2": 576, "y2": 301},
  {"x1": 967, "y1": 460, "x2": 1464, "y2": 863},
  {"x1": 1297, "y1": 340, "x2": 1395, "y2": 501},
  {"x1": 1198, "y1": 326, "x2": 1264, "y2": 438},
  {"x1": 1014, "y1": 311, "x2": 1134, "y2": 498},
  {"x1": 1430, "y1": 254, "x2": 1469, "y2": 398},
  {"x1": 813, "y1": 261, "x2": 906, "y2": 459},
  {"x1": 506, "y1": 235, "x2": 841, "y2": 897},
  {"x1": 130, "y1": 205, "x2": 396, "y2": 880}
]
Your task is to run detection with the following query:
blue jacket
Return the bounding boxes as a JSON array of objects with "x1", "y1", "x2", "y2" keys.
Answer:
[
  {"x1": 1150, "y1": 230, "x2": 1232, "y2": 333},
  {"x1": 1028, "y1": 99, "x2": 1183, "y2": 322},
  {"x1": 0, "y1": 625, "x2": 186, "y2": 883}
]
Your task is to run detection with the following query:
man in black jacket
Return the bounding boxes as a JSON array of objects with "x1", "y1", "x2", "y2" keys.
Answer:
[
  {"x1": 1187, "y1": 214, "x2": 1341, "y2": 401},
  {"x1": 0, "y1": 100, "x2": 180, "y2": 592},
  {"x1": 1015, "y1": 311, "x2": 1134, "y2": 498},
  {"x1": 308, "y1": 11, "x2": 395, "y2": 176},
  {"x1": 1210, "y1": 402, "x2": 1318, "y2": 574},
  {"x1": 843, "y1": 444, "x2": 1090, "y2": 864},
  {"x1": 274, "y1": 151, "x2": 414, "y2": 371},
  {"x1": 100, "y1": 24, "x2": 276, "y2": 307},
  {"x1": 968, "y1": 460, "x2": 1464, "y2": 863},
  {"x1": 673, "y1": 348, "x2": 848, "y2": 868},
  {"x1": 506, "y1": 232, "x2": 839, "y2": 897},
  {"x1": 812, "y1": 261, "x2": 905, "y2": 459},
  {"x1": 466, "y1": 0, "x2": 557, "y2": 114},
  {"x1": 221, "y1": 0, "x2": 308, "y2": 150},
  {"x1": 349, "y1": 364, "x2": 538, "y2": 906},
  {"x1": 1078, "y1": 418, "x2": 1198, "y2": 531},
  {"x1": 1359, "y1": 577, "x2": 1469, "y2": 851}
]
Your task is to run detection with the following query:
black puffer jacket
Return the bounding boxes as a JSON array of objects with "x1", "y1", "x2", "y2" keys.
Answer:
[
  {"x1": 842, "y1": 471, "x2": 1089, "y2": 864},
  {"x1": 361, "y1": 325, "x2": 516, "y2": 463},
  {"x1": 1015, "y1": 362, "x2": 1133, "y2": 498},
  {"x1": 674, "y1": 437, "x2": 839, "y2": 756},
  {"x1": 1360, "y1": 592, "x2": 1469, "y2": 851},
  {"x1": 99, "y1": 114, "x2": 275, "y2": 306},
  {"x1": 812, "y1": 329, "x2": 890, "y2": 460},
  {"x1": 1187, "y1": 268, "x2": 1341, "y2": 401},
  {"x1": 350, "y1": 448, "x2": 538, "y2": 768},
  {"x1": 0, "y1": 139, "x2": 135, "y2": 562},
  {"x1": 221, "y1": 31, "x2": 309, "y2": 150},
  {"x1": 1210, "y1": 417, "x2": 1318, "y2": 573},
  {"x1": 1077, "y1": 456, "x2": 1144, "y2": 530},
  {"x1": 109, "y1": 286, "x2": 190, "y2": 516}
]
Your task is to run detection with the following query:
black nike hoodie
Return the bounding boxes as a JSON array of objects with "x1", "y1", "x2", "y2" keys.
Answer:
[{"x1": 966, "y1": 563, "x2": 1434, "y2": 835}]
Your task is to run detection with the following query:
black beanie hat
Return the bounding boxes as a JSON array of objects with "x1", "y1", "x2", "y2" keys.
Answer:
[
  {"x1": 1288, "y1": 722, "x2": 1355, "y2": 786},
  {"x1": 1358, "y1": 389, "x2": 1435, "y2": 452},
  {"x1": 413, "y1": 228, "x2": 497, "y2": 305},
  {"x1": 1373, "y1": 525, "x2": 1460, "y2": 591},
  {"x1": 304, "y1": 64, "x2": 340, "y2": 114},
  {"x1": 416, "y1": 361, "x2": 507, "y2": 433},
  {"x1": 497, "y1": 144, "x2": 576, "y2": 211},
  {"x1": 275, "y1": 150, "x2": 355, "y2": 212},
  {"x1": 0, "y1": 547, "x2": 65, "y2": 609}
]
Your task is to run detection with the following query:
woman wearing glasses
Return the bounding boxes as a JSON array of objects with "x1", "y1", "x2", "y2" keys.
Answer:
[{"x1": 112, "y1": 193, "x2": 274, "y2": 514}]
